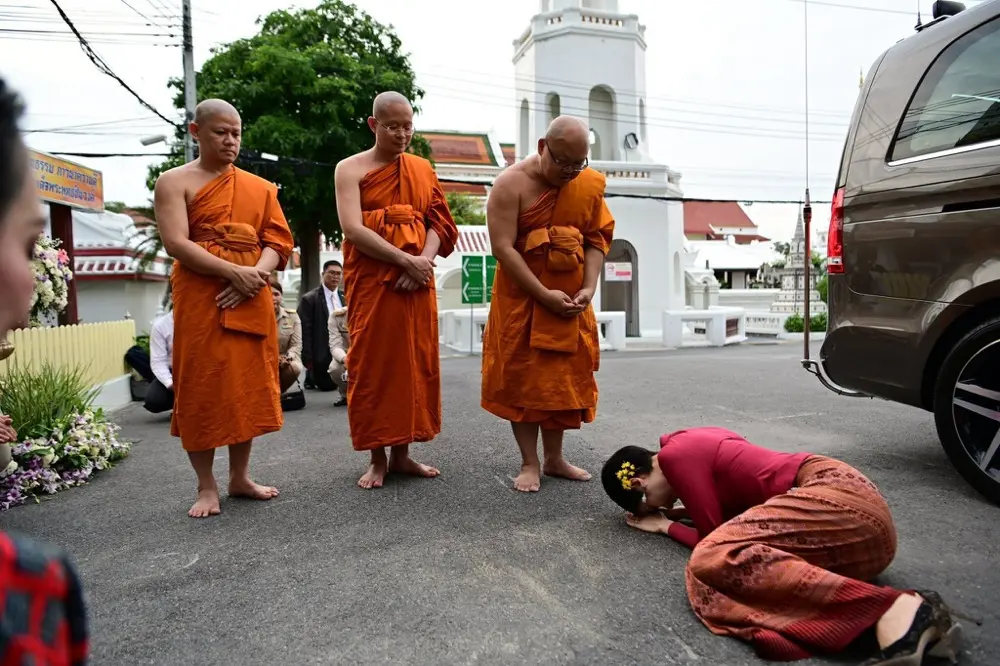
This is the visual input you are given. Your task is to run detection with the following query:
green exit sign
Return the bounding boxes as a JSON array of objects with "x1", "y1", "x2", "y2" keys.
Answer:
[{"x1": 462, "y1": 255, "x2": 497, "y2": 305}]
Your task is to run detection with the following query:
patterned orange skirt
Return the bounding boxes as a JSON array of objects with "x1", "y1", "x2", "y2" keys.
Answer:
[{"x1": 685, "y1": 455, "x2": 902, "y2": 661}]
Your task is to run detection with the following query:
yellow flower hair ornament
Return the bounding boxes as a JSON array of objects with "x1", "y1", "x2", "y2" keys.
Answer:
[{"x1": 615, "y1": 461, "x2": 637, "y2": 491}]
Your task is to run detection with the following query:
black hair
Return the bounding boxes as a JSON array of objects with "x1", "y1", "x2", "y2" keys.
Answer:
[
  {"x1": 323, "y1": 260, "x2": 342, "y2": 272},
  {"x1": 600, "y1": 445, "x2": 656, "y2": 513},
  {"x1": 0, "y1": 77, "x2": 26, "y2": 223}
]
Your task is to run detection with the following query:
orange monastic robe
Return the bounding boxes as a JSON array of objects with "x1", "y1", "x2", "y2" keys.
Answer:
[
  {"x1": 481, "y1": 168, "x2": 615, "y2": 430},
  {"x1": 342, "y1": 153, "x2": 458, "y2": 451},
  {"x1": 170, "y1": 166, "x2": 294, "y2": 452}
]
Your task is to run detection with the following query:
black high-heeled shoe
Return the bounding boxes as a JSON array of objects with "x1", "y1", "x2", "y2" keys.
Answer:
[{"x1": 866, "y1": 596, "x2": 962, "y2": 666}]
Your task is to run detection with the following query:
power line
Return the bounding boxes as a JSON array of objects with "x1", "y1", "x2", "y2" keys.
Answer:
[
  {"x1": 780, "y1": 0, "x2": 919, "y2": 16},
  {"x1": 0, "y1": 26, "x2": 175, "y2": 37},
  {"x1": 23, "y1": 115, "x2": 163, "y2": 133},
  {"x1": 45, "y1": 150, "x2": 832, "y2": 205},
  {"x1": 117, "y1": 0, "x2": 155, "y2": 24},
  {"x1": 426, "y1": 66, "x2": 853, "y2": 119},
  {"x1": 45, "y1": 0, "x2": 181, "y2": 128}
]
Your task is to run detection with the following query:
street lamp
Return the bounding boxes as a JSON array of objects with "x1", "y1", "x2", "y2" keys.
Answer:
[{"x1": 140, "y1": 134, "x2": 168, "y2": 146}]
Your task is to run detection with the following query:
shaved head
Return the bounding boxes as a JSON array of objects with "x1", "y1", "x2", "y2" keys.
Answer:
[
  {"x1": 545, "y1": 115, "x2": 589, "y2": 145},
  {"x1": 190, "y1": 98, "x2": 241, "y2": 166},
  {"x1": 369, "y1": 91, "x2": 415, "y2": 156},
  {"x1": 194, "y1": 98, "x2": 240, "y2": 125},
  {"x1": 372, "y1": 91, "x2": 411, "y2": 117},
  {"x1": 536, "y1": 115, "x2": 590, "y2": 185}
]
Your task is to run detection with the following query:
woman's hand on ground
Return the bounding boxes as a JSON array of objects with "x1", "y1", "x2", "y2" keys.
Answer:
[{"x1": 625, "y1": 512, "x2": 673, "y2": 535}]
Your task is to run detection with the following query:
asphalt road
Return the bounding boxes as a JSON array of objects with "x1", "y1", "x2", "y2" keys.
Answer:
[{"x1": 2, "y1": 342, "x2": 998, "y2": 666}]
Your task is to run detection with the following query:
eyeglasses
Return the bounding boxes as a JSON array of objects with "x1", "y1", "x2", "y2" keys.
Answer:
[
  {"x1": 375, "y1": 120, "x2": 415, "y2": 136},
  {"x1": 543, "y1": 140, "x2": 588, "y2": 173}
]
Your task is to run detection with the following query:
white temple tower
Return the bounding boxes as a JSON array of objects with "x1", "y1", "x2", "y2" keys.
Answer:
[
  {"x1": 513, "y1": 0, "x2": 652, "y2": 163},
  {"x1": 512, "y1": 0, "x2": 687, "y2": 338}
]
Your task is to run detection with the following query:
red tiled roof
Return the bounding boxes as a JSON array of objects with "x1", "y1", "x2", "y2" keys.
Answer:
[
  {"x1": 442, "y1": 182, "x2": 487, "y2": 196},
  {"x1": 683, "y1": 201, "x2": 758, "y2": 236},
  {"x1": 456, "y1": 227, "x2": 490, "y2": 253},
  {"x1": 420, "y1": 132, "x2": 499, "y2": 166},
  {"x1": 120, "y1": 208, "x2": 154, "y2": 227},
  {"x1": 500, "y1": 143, "x2": 515, "y2": 167},
  {"x1": 715, "y1": 232, "x2": 771, "y2": 243}
]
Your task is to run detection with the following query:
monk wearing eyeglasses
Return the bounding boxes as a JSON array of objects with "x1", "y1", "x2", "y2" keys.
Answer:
[
  {"x1": 334, "y1": 91, "x2": 458, "y2": 489},
  {"x1": 481, "y1": 115, "x2": 615, "y2": 492}
]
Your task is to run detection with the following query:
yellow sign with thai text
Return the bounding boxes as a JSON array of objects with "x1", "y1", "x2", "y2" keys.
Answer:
[{"x1": 29, "y1": 150, "x2": 104, "y2": 212}]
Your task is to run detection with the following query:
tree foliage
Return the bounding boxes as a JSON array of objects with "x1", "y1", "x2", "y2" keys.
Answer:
[
  {"x1": 445, "y1": 192, "x2": 486, "y2": 226},
  {"x1": 146, "y1": 0, "x2": 428, "y2": 244}
]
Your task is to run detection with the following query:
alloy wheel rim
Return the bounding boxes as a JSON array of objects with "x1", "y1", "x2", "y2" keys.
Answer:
[{"x1": 951, "y1": 338, "x2": 1000, "y2": 483}]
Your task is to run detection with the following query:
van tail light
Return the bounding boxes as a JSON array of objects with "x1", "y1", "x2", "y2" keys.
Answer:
[{"x1": 827, "y1": 187, "x2": 845, "y2": 274}]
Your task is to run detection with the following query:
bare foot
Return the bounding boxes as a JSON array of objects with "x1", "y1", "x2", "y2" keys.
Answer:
[
  {"x1": 358, "y1": 460, "x2": 388, "y2": 489},
  {"x1": 229, "y1": 478, "x2": 280, "y2": 501},
  {"x1": 543, "y1": 458, "x2": 592, "y2": 482},
  {"x1": 188, "y1": 488, "x2": 221, "y2": 518},
  {"x1": 388, "y1": 455, "x2": 440, "y2": 478},
  {"x1": 513, "y1": 464, "x2": 541, "y2": 492}
]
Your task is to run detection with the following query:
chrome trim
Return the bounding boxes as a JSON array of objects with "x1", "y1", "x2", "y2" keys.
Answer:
[
  {"x1": 801, "y1": 359, "x2": 872, "y2": 398},
  {"x1": 886, "y1": 136, "x2": 1000, "y2": 167}
]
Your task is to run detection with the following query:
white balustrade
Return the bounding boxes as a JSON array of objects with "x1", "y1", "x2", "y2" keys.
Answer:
[
  {"x1": 438, "y1": 308, "x2": 628, "y2": 354},
  {"x1": 662, "y1": 306, "x2": 747, "y2": 349}
]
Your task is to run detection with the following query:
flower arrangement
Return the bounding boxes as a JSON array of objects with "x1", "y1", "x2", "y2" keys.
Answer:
[
  {"x1": 29, "y1": 234, "x2": 74, "y2": 327},
  {"x1": 0, "y1": 409, "x2": 131, "y2": 511}
]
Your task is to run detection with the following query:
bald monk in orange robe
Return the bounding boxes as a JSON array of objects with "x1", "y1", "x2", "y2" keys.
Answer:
[
  {"x1": 482, "y1": 115, "x2": 615, "y2": 493},
  {"x1": 154, "y1": 99, "x2": 295, "y2": 518},
  {"x1": 334, "y1": 91, "x2": 458, "y2": 489}
]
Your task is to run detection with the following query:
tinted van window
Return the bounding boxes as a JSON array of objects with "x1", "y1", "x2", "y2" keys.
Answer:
[{"x1": 890, "y1": 17, "x2": 1000, "y2": 162}]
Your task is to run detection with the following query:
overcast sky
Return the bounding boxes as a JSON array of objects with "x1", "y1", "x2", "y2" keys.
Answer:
[{"x1": 3, "y1": 0, "x2": 956, "y2": 242}]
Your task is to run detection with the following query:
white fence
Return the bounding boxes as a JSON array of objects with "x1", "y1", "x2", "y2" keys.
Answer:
[
  {"x1": 661, "y1": 306, "x2": 747, "y2": 349},
  {"x1": 438, "y1": 308, "x2": 627, "y2": 354},
  {"x1": 718, "y1": 289, "x2": 779, "y2": 311}
]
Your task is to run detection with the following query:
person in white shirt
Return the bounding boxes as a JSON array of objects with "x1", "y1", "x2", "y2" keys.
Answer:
[
  {"x1": 297, "y1": 260, "x2": 346, "y2": 392},
  {"x1": 145, "y1": 309, "x2": 175, "y2": 413}
]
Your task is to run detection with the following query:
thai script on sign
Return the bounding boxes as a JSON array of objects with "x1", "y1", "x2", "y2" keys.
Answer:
[
  {"x1": 36, "y1": 177, "x2": 98, "y2": 204},
  {"x1": 29, "y1": 150, "x2": 104, "y2": 212}
]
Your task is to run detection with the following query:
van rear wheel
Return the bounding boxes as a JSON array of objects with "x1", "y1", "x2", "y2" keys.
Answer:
[{"x1": 933, "y1": 318, "x2": 1000, "y2": 505}]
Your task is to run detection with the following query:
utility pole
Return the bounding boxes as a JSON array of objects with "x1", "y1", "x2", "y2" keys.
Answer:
[{"x1": 182, "y1": 0, "x2": 197, "y2": 163}]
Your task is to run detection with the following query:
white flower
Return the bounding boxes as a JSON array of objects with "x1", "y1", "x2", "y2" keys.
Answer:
[{"x1": 1, "y1": 460, "x2": 17, "y2": 478}]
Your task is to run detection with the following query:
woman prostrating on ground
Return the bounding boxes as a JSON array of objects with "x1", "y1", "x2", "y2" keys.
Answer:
[{"x1": 602, "y1": 426, "x2": 968, "y2": 665}]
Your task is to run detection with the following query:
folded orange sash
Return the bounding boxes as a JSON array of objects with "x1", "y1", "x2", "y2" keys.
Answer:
[
  {"x1": 524, "y1": 225, "x2": 585, "y2": 353},
  {"x1": 191, "y1": 222, "x2": 271, "y2": 338},
  {"x1": 361, "y1": 203, "x2": 427, "y2": 285}
]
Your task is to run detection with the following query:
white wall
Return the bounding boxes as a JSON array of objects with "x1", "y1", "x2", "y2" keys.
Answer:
[
  {"x1": 717, "y1": 288, "x2": 778, "y2": 312},
  {"x1": 77, "y1": 281, "x2": 166, "y2": 334},
  {"x1": 596, "y1": 196, "x2": 684, "y2": 337}
]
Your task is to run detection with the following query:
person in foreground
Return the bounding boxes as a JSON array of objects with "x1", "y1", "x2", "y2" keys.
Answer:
[
  {"x1": 601, "y1": 426, "x2": 966, "y2": 665},
  {"x1": 0, "y1": 76, "x2": 89, "y2": 665},
  {"x1": 334, "y1": 91, "x2": 458, "y2": 489},
  {"x1": 481, "y1": 115, "x2": 614, "y2": 492},
  {"x1": 153, "y1": 99, "x2": 295, "y2": 518}
]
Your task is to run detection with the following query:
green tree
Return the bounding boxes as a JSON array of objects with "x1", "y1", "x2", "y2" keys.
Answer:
[
  {"x1": 816, "y1": 274, "x2": 828, "y2": 303},
  {"x1": 445, "y1": 192, "x2": 486, "y2": 226},
  {"x1": 811, "y1": 251, "x2": 824, "y2": 271},
  {"x1": 146, "y1": 0, "x2": 428, "y2": 294}
]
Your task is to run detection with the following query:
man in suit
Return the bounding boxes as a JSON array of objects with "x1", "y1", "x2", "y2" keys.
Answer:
[{"x1": 299, "y1": 259, "x2": 346, "y2": 391}]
